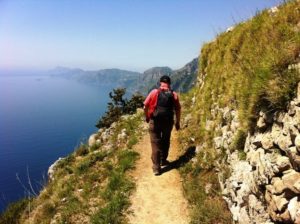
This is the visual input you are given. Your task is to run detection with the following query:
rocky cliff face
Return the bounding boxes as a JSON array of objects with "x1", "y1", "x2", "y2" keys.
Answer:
[
  {"x1": 222, "y1": 83, "x2": 300, "y2": 224},
  {"x1": 171, "y1": 58, "x2": 198, "y2": 93},
  {"x1": 200, "y1": 79, "x2": 300, "y2": 224}
]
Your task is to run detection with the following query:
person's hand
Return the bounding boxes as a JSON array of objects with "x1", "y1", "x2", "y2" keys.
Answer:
[{"x1": 175, "y1": 122, "x2": 180, "y2": 130}]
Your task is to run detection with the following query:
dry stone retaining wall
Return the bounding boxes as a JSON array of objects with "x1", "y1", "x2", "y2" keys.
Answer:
[{"x1": 205, "y1": 84, "x2": 300, "y2": 223}]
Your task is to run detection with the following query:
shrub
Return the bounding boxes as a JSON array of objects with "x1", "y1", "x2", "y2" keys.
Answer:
[
  {"x1": 75, "y1": 144, "x2": 89, "y2": 156},
  {"x1": 96, "y1": 88, "x2": 144, "y2": 128}
]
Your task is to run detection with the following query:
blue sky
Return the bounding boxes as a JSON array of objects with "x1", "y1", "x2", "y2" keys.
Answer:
[{"x1": 0, "y1": 0, "x2": 282, "y2": 72}]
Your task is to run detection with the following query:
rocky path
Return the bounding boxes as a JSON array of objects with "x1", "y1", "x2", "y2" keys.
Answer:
[{"x1": 127, "y1": 131, "x2": 190, "y2": 224}]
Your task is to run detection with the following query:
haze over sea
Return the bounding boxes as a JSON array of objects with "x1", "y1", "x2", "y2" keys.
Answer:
[{"x1": 0, "y1": 74, "x2": 112, "y2": 212}]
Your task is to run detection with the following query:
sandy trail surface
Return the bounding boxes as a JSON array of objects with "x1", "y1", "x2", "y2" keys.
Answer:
[{"x1": 127, "y1": 130, "x2": 190, "y2": 224}]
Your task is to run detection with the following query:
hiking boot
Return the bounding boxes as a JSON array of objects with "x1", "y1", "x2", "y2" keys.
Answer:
[
  {"x1": 153, "y1": 167, "x2": 161, "y2": 176},
  {"x1": 161, "y1": 160, "x2": 170, "y2": 166}
]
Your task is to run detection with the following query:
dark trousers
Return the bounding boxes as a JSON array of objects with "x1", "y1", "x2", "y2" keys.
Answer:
[{"x1": 149, "y1": 118, "x2": 174, "y2": 170}]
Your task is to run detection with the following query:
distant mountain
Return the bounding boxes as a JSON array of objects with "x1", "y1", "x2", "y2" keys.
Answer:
[
  {"x1": 49, "y1": 58, "x2": 198, "y2": 94},
  {"x1": 171, "y1": 57, "x2": 198, "y2": 93},
  {"x1": 138, "y1": 58, "x2": 198, "y2": 93},
  {"x1": 49, "y1": 66, "x2": 88, "y2": 78},
  {"x1": 137, "y1": 66, "x2": 173, "y2": 93},
  {"x1": 49, "y1": 67, "x2": 141, "y2": 93}
]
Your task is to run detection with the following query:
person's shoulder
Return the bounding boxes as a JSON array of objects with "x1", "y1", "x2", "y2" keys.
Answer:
[
  {"x1": 149, "y1": 88, "x2": 159, "y2": 95},
  {"x1": 145, "y1": 88, "x2": 159, "y2": 99}
]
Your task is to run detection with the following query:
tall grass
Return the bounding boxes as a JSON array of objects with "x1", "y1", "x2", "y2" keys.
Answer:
[{"x1": 178, "y1": 1, "x2": 300, "y2": 223}]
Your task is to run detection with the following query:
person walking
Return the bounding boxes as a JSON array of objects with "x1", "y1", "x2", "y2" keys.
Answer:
[{"x1": 143, "y1": 75, "x2": 181, "y2": 175}]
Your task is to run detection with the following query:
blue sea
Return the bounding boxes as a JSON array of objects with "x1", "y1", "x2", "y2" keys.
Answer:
[{"x1": 0, "y1": 75, "x2": 112, "y2": 212}]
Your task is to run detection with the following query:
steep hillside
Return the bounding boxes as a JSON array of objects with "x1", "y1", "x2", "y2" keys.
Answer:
[
  {"x1": 171, "y1": 57, "x2": 198, "y2": 93},
  {"x1": 178, "y1": 1, "x2": 300, "y2": 223}
]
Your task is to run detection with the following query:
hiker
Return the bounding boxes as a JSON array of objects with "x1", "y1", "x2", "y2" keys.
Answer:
[{"x1": 143, "y1": 75, "x2": 181, "y2": 175}]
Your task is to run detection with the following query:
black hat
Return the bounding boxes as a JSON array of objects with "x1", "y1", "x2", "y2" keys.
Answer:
[{"x1": 160, "y1": 75, "x2": 171, "y2": 84}]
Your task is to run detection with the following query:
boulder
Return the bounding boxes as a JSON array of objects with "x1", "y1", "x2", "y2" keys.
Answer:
[
  {"x1": 287, "y1": 147, "x2": 300, "y2": 171},
  {"x1": 273, "y1": 194, "x2": 288, "y2": 212},
  {"x1": 48, "y1": 157, "x2": 64, "y2": 180},
  {"x1": 274, "y1": 155, "x2": 292, "y2": 173},
  {"x1": 271, "y1": 123, "x2": 282, "y2": 145},
  {"x1": 88, "y1": 133, "x2": 98, "y2": 147},
  {"x1": 293, "y1": 109, "x2": 300, "y2": 130},
  {"x1": 261, "y1": 132, "x2": 274, "y2": 150},
  {"x1": 257, "y1": 116, "x2": 267, "y2": 130},
  {"x1": 295, "y1": 135, "x2": 300, "y2": 153},
  {"x1": 226, "y1": 26, "x2": 234, "y2": 33},
  {"x1": 239, "y1": 206, "x2": 251, "y2": 224},
  {"x1": 277, "y1": 133, "x2": 292, "y2": 152},
  {"x1": 274, "y1": 111, "x2": 285, "y2": 124},
  {"x1": 289, "y1": 125, "x2": 299, "y2": 143},
  {"x1": 249, "y1": 194, "x2": 272, "y2": 223},
  {"x1": 288, "y1": 197, "x2": 300, "y2": 222},
  {"x1": 268, "y1": 6, "x2": 279, "y2": 14},
  {"x1": 282, "y1": 170, "x2": 300, "y2": 194},
  {"x1": 271, "y1": 177, "x2": 285, "y2": 195},
  {"x1": 283, "y1": 115, "x2": 294, "y2": 135}
]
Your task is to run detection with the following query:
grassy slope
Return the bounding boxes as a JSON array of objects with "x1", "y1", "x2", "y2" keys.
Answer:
[
  {"x1": 0, "y1": 112, "x2": 144, "y2": 224},
  {"x1": 178, "y1": 1, "x2": 300, "y2": 223}
]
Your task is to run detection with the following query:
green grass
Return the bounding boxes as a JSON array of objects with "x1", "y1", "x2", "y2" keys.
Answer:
[
  {"x1": 91, "y1": 150, "x2": 139, "y2": 224},
  {"x1": 230, "y1": 129, "x2": 247, "y2": 152},
  {"x1": 198, "y1": 1, "x2": 300, "y2": 132},
  {"x1": 75, "y1": 144, "x2": 89, "y2": 156},
  {"x1": 0, "y1": 198, "x2": 32, "y2": 224},
  {"x1": 180, "y1": 167, "x2": 232, "y2": 224},
  {"x1": 177, "y1": 1, "x2": 300, "y2": 223},
  {"x1": 1, "y1": 111, "x2": 144, "y2": 223}
]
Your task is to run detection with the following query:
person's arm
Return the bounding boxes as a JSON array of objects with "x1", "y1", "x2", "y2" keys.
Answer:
[
  {"x1": 144, "y1": 105, "x2": 150, "y2": 122},
  {"x1": 173, "y1": 92, "x2": 181, "y2": 130},
  {"x1": 144, "y1": 90, "x2": 155, "y2": 123}
]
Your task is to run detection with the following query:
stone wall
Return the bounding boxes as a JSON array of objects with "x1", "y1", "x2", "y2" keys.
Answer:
[{"x1": 210, "y1": 84, "x2": 300, "y2": 223}]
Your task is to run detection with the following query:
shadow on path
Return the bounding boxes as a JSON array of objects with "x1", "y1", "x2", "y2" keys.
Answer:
[{"x1": 161, "y1": 146, "x2": 196, "y2": 174}]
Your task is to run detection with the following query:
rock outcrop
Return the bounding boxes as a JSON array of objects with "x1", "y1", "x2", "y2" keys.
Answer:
[
  {"x1": 194, "y1": 83, "x2": 300, "y2": 223},
  {"x1": 215, "y1": 83, "x2": 300, "y2": 223}
]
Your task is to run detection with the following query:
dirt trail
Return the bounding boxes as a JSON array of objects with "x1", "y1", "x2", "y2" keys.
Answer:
[{"x1": 128, "y1": 130, "x2": 190, "y2": 224}]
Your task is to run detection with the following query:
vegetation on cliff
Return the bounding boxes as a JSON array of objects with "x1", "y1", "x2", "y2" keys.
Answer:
[
  {"x1": 95, "y1": 88, "x2": 144, "y2": 128},
  {"x1": 177, "y1": 1, "x2": 300, "y2": 223}
]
